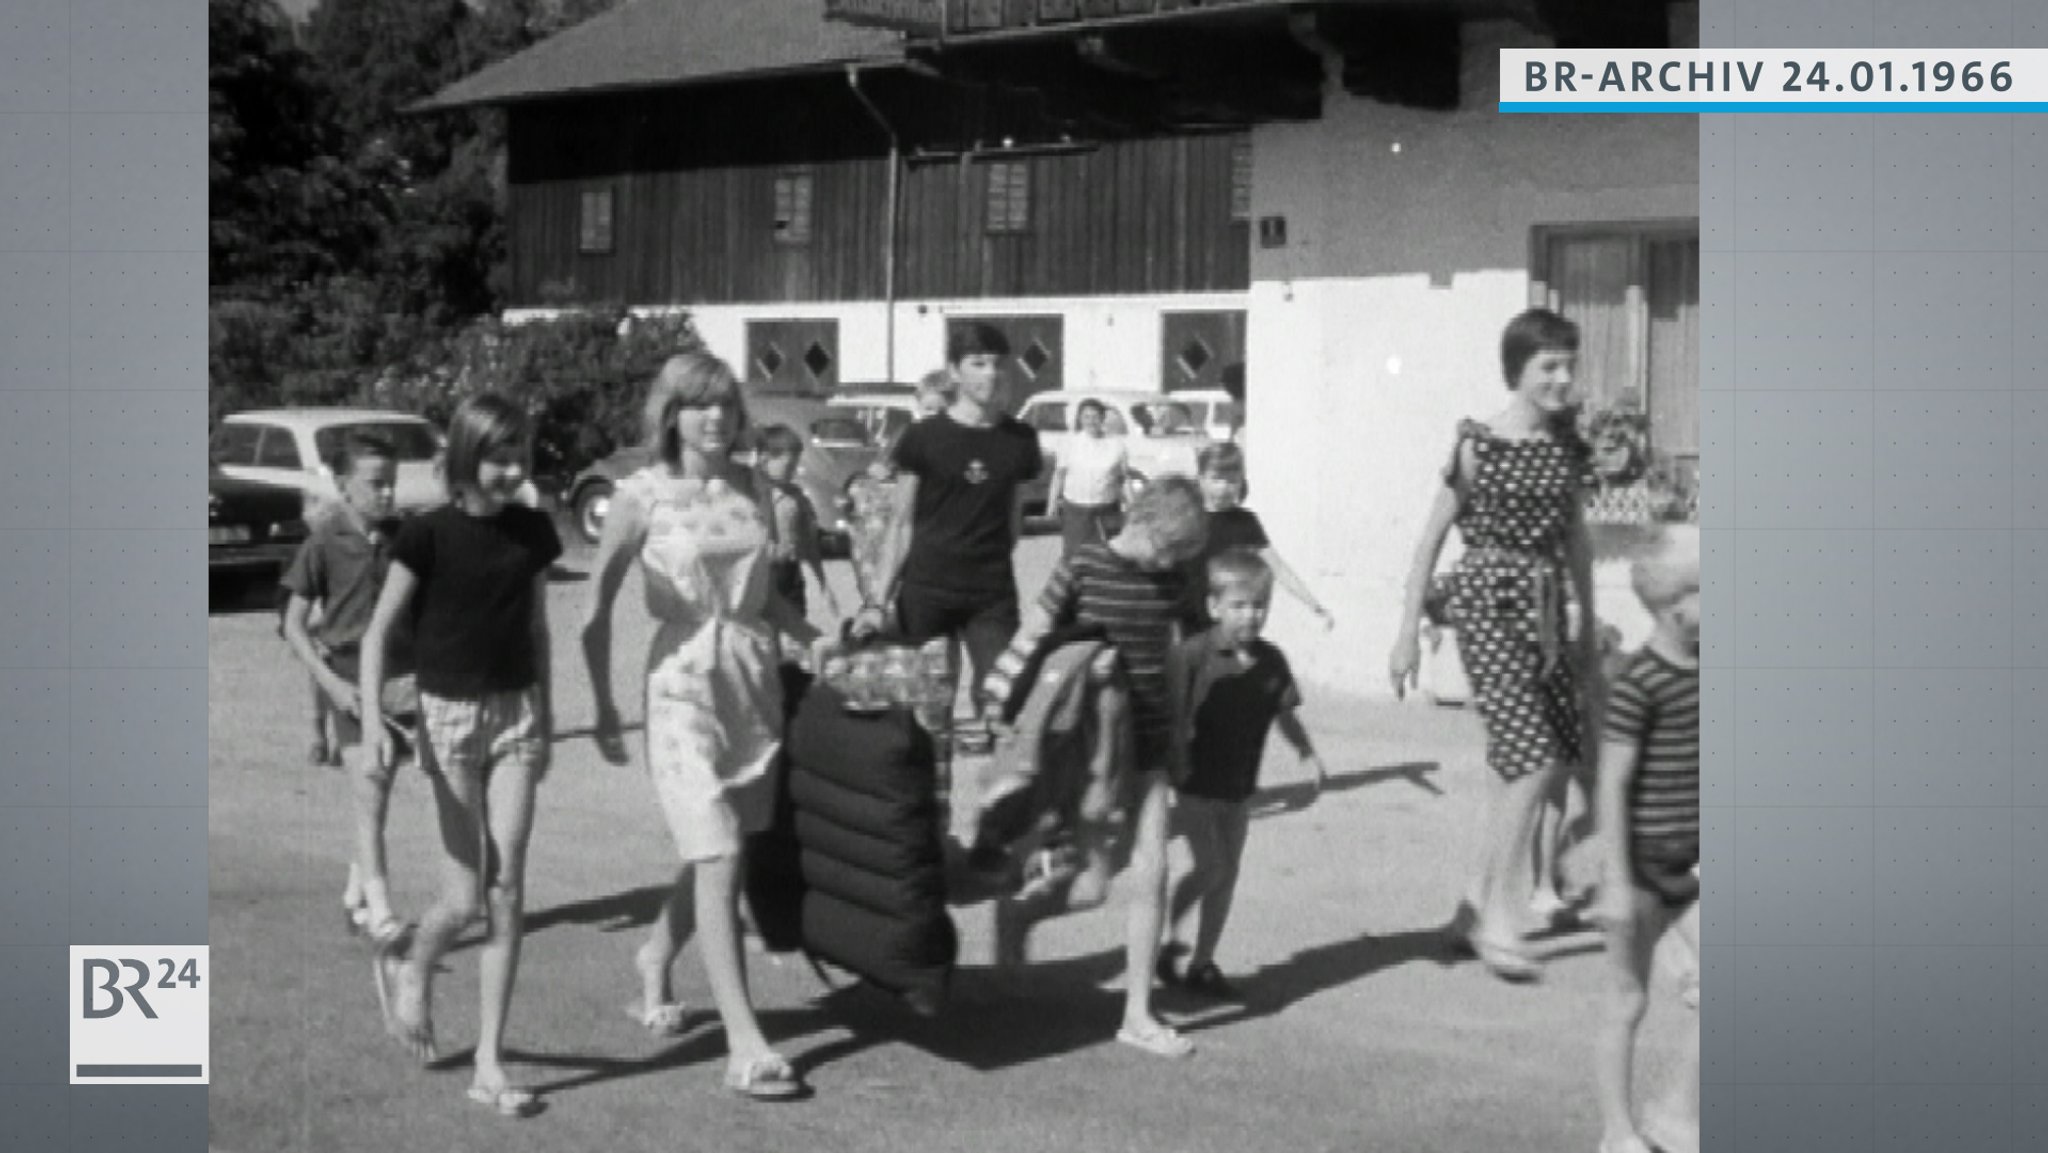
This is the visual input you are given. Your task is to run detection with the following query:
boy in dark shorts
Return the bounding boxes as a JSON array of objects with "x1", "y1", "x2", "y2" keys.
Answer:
[
  {"x1": 1590, "y1": 536, "x2": 1700, "y2": 1153},
  {"x1": 279, "y1": 431, "x2": 422, "y2": 951},
  {"x1": 855, "y1": 323, "x2": 1043, "y2": 752},
  {"x1": 980, "y1": 476, "x2": 1209, "y2": 1058},
  {"x1": 1158, "y1": 549, "x2": 1326, "y2": 1000}
]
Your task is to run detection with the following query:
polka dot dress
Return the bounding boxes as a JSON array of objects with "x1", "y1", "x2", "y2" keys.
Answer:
[{"x1": 1442, "y1": 420, "x2": 1594, "y2": 780}]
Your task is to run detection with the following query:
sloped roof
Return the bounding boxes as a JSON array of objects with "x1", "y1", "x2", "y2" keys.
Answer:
[{"x1": 416, "y1": 0, "x2": 907, "y2": 111}]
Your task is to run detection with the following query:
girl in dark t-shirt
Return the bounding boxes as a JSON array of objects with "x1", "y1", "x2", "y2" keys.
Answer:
[{"x1": 1180, "y1": 442, "x2": 1335, "y2": 631}]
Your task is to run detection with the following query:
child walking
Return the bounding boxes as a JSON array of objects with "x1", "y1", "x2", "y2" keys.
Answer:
[
  {"x1": 359, "y1": 393, "x2": 563, "y2": 1119},
  {"x1": 981, "y1": 476, "x2": 1209, "y2": 1058},
  {"x1": 279, "y1": 431, "x2": 419, "y2": 951},
  {"x1": 754, "y1": 423, "x2": 843, "y2": 623},
  {"x1": 1158, "y1": 549, "x2": 1326, "y2": 999},
  {"x1": 1181, "y1": 442, "x2": 1334, "y2": 632},
  {"x1": 1591, "y1": 536, "x2": 1699, "y2": 1153}
]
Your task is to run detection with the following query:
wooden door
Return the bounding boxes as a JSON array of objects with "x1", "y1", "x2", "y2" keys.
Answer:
[
  {"x1": 745, "y1": 319, "x2": 840, "y2": 394},
  {"x1": 1160, "y1": 309, "x2": 1247, "y2": 393},
  {"x1": 946, "y1": 314, "x2": 1066, "y2": 400}
]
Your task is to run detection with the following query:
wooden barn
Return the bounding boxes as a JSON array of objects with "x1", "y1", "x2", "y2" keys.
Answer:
[{"x1": 424, "y1": 0, "x2": 1701, "y2": 695}]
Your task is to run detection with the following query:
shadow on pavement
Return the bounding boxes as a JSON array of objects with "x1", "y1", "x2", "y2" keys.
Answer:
[{"x1": 1248, "y1": 760, "x2": 1443, "y2": 818}]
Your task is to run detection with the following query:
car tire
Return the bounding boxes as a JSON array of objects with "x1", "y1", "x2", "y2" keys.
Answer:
[{"x1": 574, "y1": 480, "x2": 614, "y2": 545}]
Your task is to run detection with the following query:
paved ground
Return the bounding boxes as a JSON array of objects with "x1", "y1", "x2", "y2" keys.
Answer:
[{"x1": 207, "y1": 533, "x2": 1691, "y2": 1153}]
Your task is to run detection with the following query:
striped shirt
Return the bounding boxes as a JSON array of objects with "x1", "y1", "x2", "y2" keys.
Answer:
[
  {"x1": 988, "y1": 543, "x2": 1186, "y2": 768},
  {"x1": 1602, "y1": 648, "x2": 1699, "y2": 847}
]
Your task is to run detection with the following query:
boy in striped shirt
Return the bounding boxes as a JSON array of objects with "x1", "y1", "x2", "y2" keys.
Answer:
[
  {"x1": 981, "y1": 475, "x2": 1209, "y2": 1058},
  {"x1": 1591, "y1": 536, "x2": 1700, "y2": 1153}
]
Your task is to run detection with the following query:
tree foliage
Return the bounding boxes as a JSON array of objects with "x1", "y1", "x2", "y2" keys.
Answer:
[{"x1": 208, "y1": 0, "x2": 643, "y2": 483}]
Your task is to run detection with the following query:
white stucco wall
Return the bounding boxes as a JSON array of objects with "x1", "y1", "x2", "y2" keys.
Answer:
[{"x1": 1243, "y1": 20, "x2": 1698, "y2": 698}]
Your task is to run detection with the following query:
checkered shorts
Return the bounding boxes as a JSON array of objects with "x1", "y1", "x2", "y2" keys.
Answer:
[{"x1": 420, "y1": 687, "x2": 546, "y2": 782}]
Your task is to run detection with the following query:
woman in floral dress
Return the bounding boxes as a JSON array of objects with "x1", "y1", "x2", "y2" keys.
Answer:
[
  {"x1": 1389, "y1": 308, "x2": 1599, "y2": 982},
  {"x1": 583, "y1": 352, "x2": 823, "y2": 1098}
]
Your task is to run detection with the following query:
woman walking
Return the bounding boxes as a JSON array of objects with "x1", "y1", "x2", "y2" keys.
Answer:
[
  {"x1": 1388, "y1": 308, "x2": 1599, "y2": 982},
  {"x1": 1045, "y1": 398, "x2": 1129, "y2": 555},
  {"x1": 582, "y1": 352, "x2": 824, "y2": 1099}
]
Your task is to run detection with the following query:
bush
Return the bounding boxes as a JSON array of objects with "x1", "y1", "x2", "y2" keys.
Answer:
[{"x1": 368, "y1": 306, "x2": 702, "y2": 491}]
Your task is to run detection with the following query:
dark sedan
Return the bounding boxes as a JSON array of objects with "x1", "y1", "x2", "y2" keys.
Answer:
[
  {"x1": 562, "y1": 393, "x2": 881, "y2": 553},
  {"x1": 209, "y1": 466, "x2": 310, "y2": 577}
]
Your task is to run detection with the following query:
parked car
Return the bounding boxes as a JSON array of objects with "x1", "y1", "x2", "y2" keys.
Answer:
[
  {"x1": 827, "y1": 385, "x2": 925, "y2": 452},
  {"x1": 208, "y1": 464, "x2": 310, "y2": 577},
  {"x1": 1170, "y1": 388, "x2": 1244, "y2": 442},
  {"x1": 1013, "y1": 390, "x2": 1214, "y2": 517},
  {"x1": 561, "y1": 392, "x2": 882, "y2": 550},
  {"x1": 212, "y1": 406, "x2": 549, "y2": 519}
]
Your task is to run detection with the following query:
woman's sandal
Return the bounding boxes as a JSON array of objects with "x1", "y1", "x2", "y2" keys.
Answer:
[
  {"x1": 624, "y1": 1001, "x2": 698, "y2": 1038},
  {"x1": 1116, "y1": 1020, "x2": 1195, "y2": 1059},
  {"x1": 724, "y1": 1053, "x2": 805, "y2": 1101},
  {"x1": 466, "y1": 1081, "x2": 543, "y2": 1119}
]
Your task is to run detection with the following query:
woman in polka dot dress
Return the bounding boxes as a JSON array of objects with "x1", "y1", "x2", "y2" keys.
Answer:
[{"x1": 1389, "y1": 308, "x2": 1599, "y2": 982}]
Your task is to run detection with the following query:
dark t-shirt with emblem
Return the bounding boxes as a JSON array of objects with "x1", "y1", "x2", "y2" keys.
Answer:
[{"x1": 893, "y1": 411, "x2": 1043, "y2": 597}]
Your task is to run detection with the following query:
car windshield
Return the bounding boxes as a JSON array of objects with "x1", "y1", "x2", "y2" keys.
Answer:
[
  {"x1": 313, "y1": 421, "x2": 441, "y2": 466},
  {"x1": 807, "y1": 417, "x2": 874, "y2": 447},
  {"x1": 1130, "y1": 402, "x2": 1198, "y2": 436}
]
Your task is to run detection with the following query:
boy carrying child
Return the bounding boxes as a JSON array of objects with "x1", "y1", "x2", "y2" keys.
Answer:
[{"x1": 979, "y1": 476, "x2": 1209, "y2": 1058}]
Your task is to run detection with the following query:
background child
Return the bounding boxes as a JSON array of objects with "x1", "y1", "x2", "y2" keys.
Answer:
[
  {"x1": 982, "y1": 475, "x2": 1208, "y2": 1059},
  {"x1": 280, "y1": 431, "x2": 419, "y2": 949},
  {"x1": 1590, "y1": 536, "x2": 1699, "y2": 1153},
  {"x1": 1159, "y1": 548, "x2": 1326, "y2": 1000},
  {"x1": 1181, "y1": 442, "x2": 1333, "y2": 632},
  {"x1": 754, "y1": 423, "x2": 843, "y2": 624},
  {"x1": 359, "y1": 392, "x2": 562, "y2": 1119}
]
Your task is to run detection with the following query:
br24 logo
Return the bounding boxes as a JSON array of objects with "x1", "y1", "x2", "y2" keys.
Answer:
[{"x1": 82, "y1": 957, "x2": 202, "y2": 1019}]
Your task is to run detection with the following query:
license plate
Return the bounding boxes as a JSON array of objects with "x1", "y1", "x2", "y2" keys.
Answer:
[{"x1": 209, "y1": 525, "x2": 251, "y2": 544}]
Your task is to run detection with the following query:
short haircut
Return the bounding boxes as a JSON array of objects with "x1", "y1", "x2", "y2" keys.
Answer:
[
  {"x1": 1124, "y1": 474, "x2": 1208, "y2": 554},
  {"x1": 946, "y1": 321, "x2": 1011, "y2": 364},
  {"x1": 1197, "y1": 441, "x2": 1246, "y2": 477},
  {"x1": 1207, "y1": 547, "x2": 1273, "y2": 598},
  {"x1": 755, "y1": 423, "x2": 804, "y2": 458},
  {"x1": 442, "y1": 393, "x2": 531, "y2": 494},
  {"x1": 1630, "y1": 534, "x2": 1701, "y2": 611},
  {"x1": 1499, "y1": 307, "x2": 1580, "y2": 388},
  {"x1": 643, "y1": 351, "x2": 749, "y2": 467},
  {"x1": 335, "y1": 429, "x2": 397, "y2": 477},
  {"x1": 1075, "y1": 398, "x2": 1107, "y2": 420}
]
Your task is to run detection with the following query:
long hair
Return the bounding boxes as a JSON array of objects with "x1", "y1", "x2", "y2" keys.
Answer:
[{"x1": 643, "y1": 352, "x2": 748, "y2": 467}]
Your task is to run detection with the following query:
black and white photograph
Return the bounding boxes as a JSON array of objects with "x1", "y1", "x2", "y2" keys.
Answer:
[{"x1": 207, "y1": 1, "x2": 1701, "y2": 1149}]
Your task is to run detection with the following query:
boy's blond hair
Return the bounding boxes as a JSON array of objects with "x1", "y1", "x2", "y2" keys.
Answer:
[
  {"x1": 1124, "y1": 475, "x2": 1207, "y2": 554},
  {"x1": 1207, "y1": 547, "x2": 1273, "y2": 598},
  {"x1": 1630, "y1": 534, "x2": 1701, "y2": 611}
]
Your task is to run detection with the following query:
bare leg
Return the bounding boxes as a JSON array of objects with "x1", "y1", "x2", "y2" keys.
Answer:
[
  {"x1": 636, "y1": 864, "x2": 698, "y2": 1014},
  {"x1": 471, "y1": 754, "x2": 539, "y2": 1095},
  {"x1": 348, "y1": 749, "x2": 399, "y2": 928},
  {"x1": 1642, "y1": 901, "x2": 1701, "y2": 1153},
  {"x1": 1471, "y1": 765, "x2": 1557, "y2": 974},
  {"x1": 383, "y1": 757, "x2": 488, "y2": 1063},
  {"x1": 1166, "y1": 803, "x2": 1218, "y2": 948},
  {"x1": 1595, "y1": 885, "x2": 1663, "y2": 1152},
  {"x1": 1119, "y1": 772, "x2": 1179, "y2": 1044},
  {"x1": 694, "y1": 853, "x2": 783, "y2": 1074}
]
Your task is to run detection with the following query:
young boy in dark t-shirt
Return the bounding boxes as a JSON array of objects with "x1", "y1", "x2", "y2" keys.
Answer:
[
  {"x1": 1179, "y1": 442, "x2": 1333, "y2": 632},
  {"x1": 1158, "y1": 549, "x2": 1326, "y2": 1000},
  {"x1": 856, "y1": 323, "x2": 1043, "y2": 751},
  {"x1": 279, "y1": 431, "x2": 421, "y2": 950}
]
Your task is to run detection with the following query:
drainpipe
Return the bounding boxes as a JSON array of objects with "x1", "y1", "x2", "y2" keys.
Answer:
[{"x1": 847, "y1": 65, "x2": 901, "y2": 383}]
